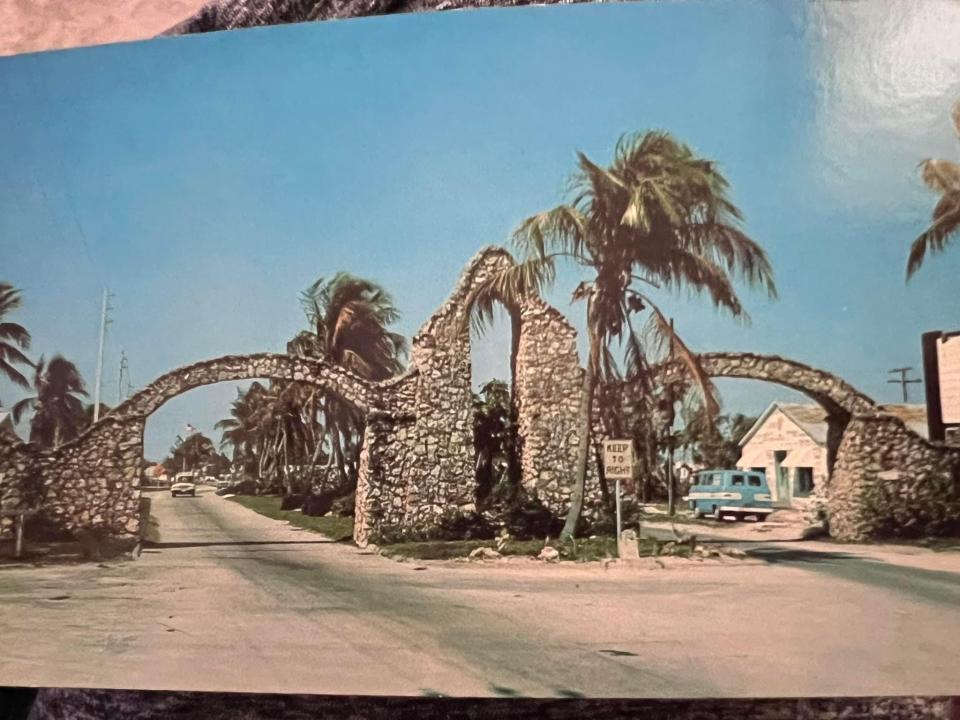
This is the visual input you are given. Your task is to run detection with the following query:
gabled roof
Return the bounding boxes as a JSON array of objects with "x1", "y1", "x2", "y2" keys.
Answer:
[
  {"x1": 738, "y1": 402, "x2": 828, "y2": 448},
  {"x1": 739, "y1": 401, "x2": 930, "y2": 446}
]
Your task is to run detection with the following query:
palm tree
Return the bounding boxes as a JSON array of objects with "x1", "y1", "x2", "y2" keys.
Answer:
[
  {"x1": 216, "y1": 383, "x2": 267, "y2": 465},
  {"x1": 12, "y1": 355, "x2": 88, "y2": 448},
  {"x1": 467, "y1": 131, "x2": 776, "y2": 538},
  {"x1": 472, "y1": 379, "x2": 514, "y2": 508},
  {"x1": 0, "y1": 282, "x2": 33, "y2": 393},
  {"x1": 907, "y1": 101, "x2": 960, "y2": 279},
  {"x1": 289, "y1": 273, "x2": 407, "y2": 486}
]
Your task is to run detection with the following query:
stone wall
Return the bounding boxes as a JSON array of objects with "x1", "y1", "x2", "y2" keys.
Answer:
[
  {"x1": 829, "y1": 413, "x2": 960, "y2": 540},
  {"x1": 353, "y1": 247, "x2": 604, "y2": 544},
  {"x1": 3, "y1": 251, "x2": 958, "y2": 547},
  {"x1": 0, "y1": 353, "x2": 398, "y2": 543}
]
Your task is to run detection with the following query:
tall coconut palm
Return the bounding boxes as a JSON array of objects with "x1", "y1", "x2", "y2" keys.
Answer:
[
  {"x1": 12, "y1": 355, "x2": 88, "y2": 448},
  {"x1": 216, "y1": 382, "x2": 268, "y2": 464},
  {"x1": 467, "y1": 131, "x2": 776, "y2": 538},
  {"x1": 907, "y1": 101, "x2": 960, "y2": 279},
  {"x1": 289, "y1": 273, "x2": 407, "y2": 486},
  {"x1": 0, "y1": 282, "x2": 33, "y2": 393}
]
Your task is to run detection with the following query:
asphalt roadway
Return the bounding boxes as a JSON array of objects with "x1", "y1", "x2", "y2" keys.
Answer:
[{"x1": 0, "y1": 487, "x2": 958, "y2": 698}]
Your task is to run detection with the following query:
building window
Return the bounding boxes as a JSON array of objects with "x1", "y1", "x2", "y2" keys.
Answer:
[{"x1": 794, "y1": 467, "x2": 814, "y2": 497}]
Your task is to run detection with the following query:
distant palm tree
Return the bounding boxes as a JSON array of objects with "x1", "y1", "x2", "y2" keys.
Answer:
[
  {"x1": 907, "y1": 101, "x2": 960, "y2": 279},
  {"x1": 289, "y1": 273, "x2": 407, "y2": 485},
  {"x1": 466, "y1": 131, "x2": 776, "y2": 538},
  {"x1": 0, "y1": 282, "x2": 33, "y2": 393},
  {"x1": 472, "y1": 379, "x2": 514, "y2": 508},
  {"x1": 216, "y1": 383, "x2": 266, "y2": 462},
  {"x1": 12, "y1": 355, "x2": 88, "y2": 448}
]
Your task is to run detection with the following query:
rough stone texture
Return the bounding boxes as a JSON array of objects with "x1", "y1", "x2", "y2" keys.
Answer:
[
  {"x1": 161, "y1": 0, "x2": 601, "y2": 37},
  {"x1": 829, "y1": 414, "x2": 960, "y2": 541},
  {"x1": 353, "y1": 247, "x2": 599, "y2": 545},
  {"x1": 616, "y1": 351, "x2": 960, "y2": 541},
  {"x1": 0, "y1": 353, "x2": 397, "y2": 542},
  {"x1": 2, "y1": 252, "x2": 958, "y2": 546}
]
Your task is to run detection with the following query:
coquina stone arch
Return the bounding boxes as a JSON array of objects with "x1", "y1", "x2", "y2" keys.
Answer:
[
  {"x1": 1, "y1": 247, "x2": 958, "y2": 546},
  {"x1": 629, "y1": 351, "x2": 960, "y2": 540},
  {"x1": 0, "y1": 353, "x2": 402, "y2": 546}
]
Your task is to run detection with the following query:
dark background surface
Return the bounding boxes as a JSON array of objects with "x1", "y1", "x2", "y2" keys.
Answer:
[{"x1": 0, "y1": 689, "x2": 957, "y2": 720}]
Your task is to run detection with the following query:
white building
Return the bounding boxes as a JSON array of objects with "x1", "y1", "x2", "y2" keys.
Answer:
[{"x1": 736, "y1": 402, "x2": 927, "y2": 507}]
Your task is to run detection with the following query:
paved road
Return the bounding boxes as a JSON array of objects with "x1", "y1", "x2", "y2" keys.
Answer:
[{"x1": 1, "y1": 488, "x2": 959, "y2": 698}]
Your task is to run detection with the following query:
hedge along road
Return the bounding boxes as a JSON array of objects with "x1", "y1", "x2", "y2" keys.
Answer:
[{"x1": 0, "y1": 487, "x2": 958, "y2": 698}]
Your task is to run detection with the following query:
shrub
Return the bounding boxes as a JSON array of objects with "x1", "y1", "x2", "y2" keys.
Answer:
[{"x1": 280, "y1": 494, "x2": 305, "y2": 511}]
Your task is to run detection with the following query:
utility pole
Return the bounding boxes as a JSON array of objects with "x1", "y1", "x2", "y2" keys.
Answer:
[
  {"x1": 92, "y1": 288, "x2": 113, "y2": 422},
  {"x1": 117, "y1": 350, "x2": 131, "y2": 403},
  {"x1": 666, "y1": 317, "x2": 676, "y2": 517},
  {"x1": 888, "y1": 367, "x2": 922, "y2": 403}
]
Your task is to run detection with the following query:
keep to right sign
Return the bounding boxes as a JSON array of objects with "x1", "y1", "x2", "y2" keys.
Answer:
[{"x1": 603, "y1": 439, "x2": 634, "y2": 479}]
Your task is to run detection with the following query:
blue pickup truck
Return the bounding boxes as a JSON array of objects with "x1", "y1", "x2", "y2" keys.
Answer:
[{"x1": 683, "y1": 469, "x2": 774, "y2": 521}]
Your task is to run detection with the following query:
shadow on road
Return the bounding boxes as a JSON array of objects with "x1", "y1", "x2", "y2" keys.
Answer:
[
  {"x1": 743, "y1": 546, "x2": 960, "y2": 606},
  {"x1": 142, "y1": 539, "x2": 337, "y2": 550},
  {"x1": 744, "y1": 547, "x2": 865, "y2": 564}
]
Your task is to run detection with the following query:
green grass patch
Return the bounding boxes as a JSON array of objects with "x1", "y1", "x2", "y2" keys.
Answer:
[
  {"x1": 379, "y1": 535, "x2": 693, "y2": 561},
  {"x1": 227, "y1": 495, "x2": 354, "y2": 541}
]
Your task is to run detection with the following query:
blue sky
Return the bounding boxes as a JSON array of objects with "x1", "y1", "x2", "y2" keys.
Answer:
[{"x1": 1, "y1": 1, "x2": 958, "y2": 460}]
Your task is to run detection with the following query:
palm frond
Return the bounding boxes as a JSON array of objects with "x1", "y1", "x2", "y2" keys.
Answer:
[
  {"x1": 461, "y1": 255, "x2": 557, "y2": 337},
  {"x1": 919, "y1": 158, "x2": 960, "y2": 194},
  {"x1": 907, "y1": 191, "x2": 960, "y2": 279},
  {"x1": 643, "y1": 297, "x2": 720, "y2": 421}
]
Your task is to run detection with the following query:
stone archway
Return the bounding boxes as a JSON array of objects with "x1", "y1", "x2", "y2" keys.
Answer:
[
  {"x1": 353, "y1": 247, "x2": 593, "y2": 545},
  {"x1": 2, "y1": 251, "x2": 957, "y2": 546},
  {"x1": 617, "y1": 350, "x2": 960, "y2": 540},
  {"x1": 0, "y1": 353, "x2": 400, "y2": 545}
]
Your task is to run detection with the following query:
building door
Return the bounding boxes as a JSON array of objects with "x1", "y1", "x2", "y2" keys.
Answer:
[{"x1": 773, "y1": 450, "x2": 791, "y2": 506}]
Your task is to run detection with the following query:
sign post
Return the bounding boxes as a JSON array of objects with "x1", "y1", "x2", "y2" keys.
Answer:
[{"x1": 603, "y1": 439, "x2": 635, "y2": 558}]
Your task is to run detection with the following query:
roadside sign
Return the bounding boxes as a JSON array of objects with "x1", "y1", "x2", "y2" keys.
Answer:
[
  {"x1": 603, "y1": 440, "x2": 634, "y2": 478},
  {"x1": 603, "y1": 439, "x2": 634, "y2": 560}
]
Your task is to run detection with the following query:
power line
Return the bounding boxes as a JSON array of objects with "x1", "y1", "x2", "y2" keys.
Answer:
[{"x1": 888, "y1": 366, "x2": 922, "y2": 403}]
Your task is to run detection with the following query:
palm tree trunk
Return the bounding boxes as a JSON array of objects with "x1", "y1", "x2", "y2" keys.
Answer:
[{"x1": 560, "y1": 308, "x2": 601, "y2": 541}]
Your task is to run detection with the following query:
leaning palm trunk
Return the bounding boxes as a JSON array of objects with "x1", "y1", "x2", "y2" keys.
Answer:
[{"x1": 560, "y1": 310, "x2": 601, "y2": 540}]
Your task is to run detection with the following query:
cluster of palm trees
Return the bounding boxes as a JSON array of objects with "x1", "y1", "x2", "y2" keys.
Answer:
[
  {"x1": 215, "y1": 273, "x2": 407, "y2": 497},
  {"x1": 0, "y1": 283, "x2": 95, "y2": 449},
  {"x1": 4, "y1": 115, "x2": 950, "y2": 534}
]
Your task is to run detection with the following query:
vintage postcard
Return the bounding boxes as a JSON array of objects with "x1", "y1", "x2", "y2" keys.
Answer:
[{"x1": 0, "y1": 0, "x2": 958, "y2": 706}]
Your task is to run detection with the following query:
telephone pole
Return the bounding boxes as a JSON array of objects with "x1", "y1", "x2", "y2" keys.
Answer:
[
  {"x1": 888, "y1": 366, "x2": 922, "y2": 403},
  {"x1": 117, "y1": 350, "x2": 131, "y2": 403},
  {"x1": 92, "y1": 288, "x2": 113, "y2": 422}
]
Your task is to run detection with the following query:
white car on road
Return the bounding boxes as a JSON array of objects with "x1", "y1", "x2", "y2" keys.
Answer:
[{"x1": 171, "y1": 472, "x2": 197, "y2": 497}]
